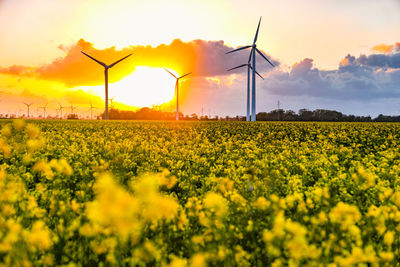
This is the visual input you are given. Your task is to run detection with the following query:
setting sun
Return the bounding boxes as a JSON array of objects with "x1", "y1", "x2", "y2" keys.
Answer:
[{"x1": 87, "y1": 67, "x2": 177, "y2": 108}]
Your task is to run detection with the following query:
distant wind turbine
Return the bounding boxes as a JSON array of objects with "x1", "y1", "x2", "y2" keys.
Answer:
[
  {"x1": 109, "y1": 97, "x2": 115, "y2": 110},
  {"x1": 88, "y1": 103, "x2": 96, "y2": 120},
  {"x1": 226, "y1": 16, "x2": 274, "y2": 121},
  {"x1": 39, "y1": 104, "x2": 48, "y2": 118},
  {"x1": 81, "y1": 51, "x2": 133, "y2": 120},
  {"x1": 58, "y1": 103, "x2": 67, "y2": 119},
  {"x1": 227, "y1": 63, "x2": 264, "y2": 121},
  {"x1": 164, "y1": 69, "x2": 191, "y2": 121},
  {"x1": 70, "y1": 104, "x2": 77, "y2": 115},
  {"x1": 23, "y1": 102, "x2": 33, "y2": 118}
]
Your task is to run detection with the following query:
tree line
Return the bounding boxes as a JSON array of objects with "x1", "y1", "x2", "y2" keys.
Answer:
[{"x1": 102, "y1": 108, "x2": 400, "y2": 122}]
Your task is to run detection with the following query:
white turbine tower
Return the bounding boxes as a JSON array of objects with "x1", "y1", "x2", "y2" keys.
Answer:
[
  {"x1": 81, "y1": 51, "x2": 132, "y2": 120},
  {"x1": 227, "y1": 63, "x2": 264, "y2": 121},
  {"x1": 23, "y1": 102, "x2": 33, "y2": 118},
  {"x1": 226, "y1": 16, "x2": 274, "y2": 121},
  {"x1": 164, "y1": 69, "x2": 192, "y2": 121}
]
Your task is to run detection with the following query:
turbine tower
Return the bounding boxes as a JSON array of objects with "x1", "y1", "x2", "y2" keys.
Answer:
[
  {"x1": 39, "y1": 104, "x2": 48, "y2": 119},
  {"x1": 88, "y1": 103, "x2": 96, "y2": 120},
  {"x1": 227, "y1": 64, "x2": 264, "y2": 121},
  {"x1": 58, "y1": 103, "x2": 67, "y2": 119},
  {"x1": 226, "y1": 17, "x2": 274, "y2": 121},
  {"x1": 81, "y1": 51, "x2": 132, "y2": 120},
  {"x1": 69, "y1": 104, "x2": 77, "y2": 118},
  {"x1": 23, "y1": 102, "x2": 33, "y2": 118},
  {"x1": 109, "y1": 97, "x2": 115, "y2": 110},
  {"x1": 164, "y1": 69, "x2": 191, "y2": 121}
]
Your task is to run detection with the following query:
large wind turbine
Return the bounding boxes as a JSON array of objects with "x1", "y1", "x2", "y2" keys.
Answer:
[
  {"x1": 227, "y1": 64, "x2": 264, "y2": 121},
  {"x1": 23, "y1": 102, "x2": 33, "y2": 118},
  {"x1": 164, "y1": 69, "x2": 191, "y2": 121},
  {"x1": 226, "y1": 17, "x2": 274, "y2": 121},
  {"x1": 81, "y1": 51, "x2": 132, "y2": 120}
]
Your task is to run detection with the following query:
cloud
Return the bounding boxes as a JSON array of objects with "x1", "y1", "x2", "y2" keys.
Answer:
[
  {"x1": 259, "y1": 48, "x2": 400, "y2": 100},
  {"x1": 372, "y1": 42, "x2": 400, "y2": 53},
  {"x1": 2, "y1": 39, "x2": 399, "y2": 117},
  {"x1": 0, "y1": 65, "x2": 35, "y2": 76},
  {"x1": 0, "y1": 38, "x2": 279, "y2": 87}
]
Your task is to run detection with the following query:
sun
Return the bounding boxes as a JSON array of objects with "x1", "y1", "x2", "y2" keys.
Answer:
[{"x1": 88, "y1": 67, "x2": 178, "y2": 108}]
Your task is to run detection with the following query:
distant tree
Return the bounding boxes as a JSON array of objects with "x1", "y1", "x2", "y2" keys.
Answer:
[
  {"x1": 298, "y1": 109, "x2": 313, "y2": 121},
  {"x1": 284, "y1": 110, "x2": 297, "y2": 121},
  {"x1": 67, "y1": 114, "x2": 79, "y2": 120}
]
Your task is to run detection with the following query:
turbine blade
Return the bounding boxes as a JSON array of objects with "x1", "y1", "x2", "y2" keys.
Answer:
[
  {"x1": 164, "y1": 68, "x2": 177, "y2": 79},
  {"x1": 253, "y1": 17, "x2": 262, "y2": 44},
  {"x1": 108, "y1": 53, "x2": 133, "y2": 68},
  {"x1": 255, "y1": 70, "x2": 264, "y2": 80},
  {"x1": 256, "y1": 48, "x2": 274, "y2": 67},
  {"x1": 81, "y1": 51, "x2": 106, "y2": 67},
  {"x1": 179, "y1": 72, "x2": 192, "y2": 79},
  {"x1": 248, "y1": 48, "x2": 254, "y2": 64},
  {"x1": 248, "y1": 65, "x2": 264, "y2": 79},
  {"x1": 225, "y1": 45, "x2": 252, "y2": 54},
  {"x1": 227, "y1": 64, "x2": 248, "y2": 71}
]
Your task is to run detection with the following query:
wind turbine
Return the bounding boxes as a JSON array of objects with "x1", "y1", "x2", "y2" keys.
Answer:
[
  {"x1": 109, "y1": 97, "x2": 115, "y2": 110},
  {"x1": 39, "y1": 104, "x2": 48, "y2": 119},
  {"x1": 58, "y1": 103, "x2": 67, "y2": 119},
  {"x1": 164, "y1": 69, "x2": 191, "y2": 121},
  {"x1": 69, "y1": 104, "x2": 77, "y2": 117},
  {"x1": 226, "y1": 16, "x2": 274, "y2": 121},
  {"x1": 23, "y1": 102, "x2": 33, "y2": 118},
  {"x1": 81, "y1": 51, "x2": 132, "y2": 120},
  {"x1": 227, "y1": 63, "x2": 264, "y2": 121},
  {"x1": 88, "y1": 103, "x2": 96, "y2": 120}
]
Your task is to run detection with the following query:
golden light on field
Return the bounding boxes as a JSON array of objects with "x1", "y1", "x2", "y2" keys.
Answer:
[{"x1": 89, "y1": 67, "x2": 178, "y2": 108}]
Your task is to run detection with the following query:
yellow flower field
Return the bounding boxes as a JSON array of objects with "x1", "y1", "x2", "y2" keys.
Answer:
[{"x1": 1, "y1": 120, "x2": 400, "y2": 266}]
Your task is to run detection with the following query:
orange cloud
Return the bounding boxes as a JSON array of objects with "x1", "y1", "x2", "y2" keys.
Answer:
[
  {"x1": 372, "y1": 42, "x2": 400, "y2": 53},
  {"x1": 0, "y1": 65, "x2": 35, "y2": 76},
  {"x1": 0, "y1": 38, "x2": 278, "y2": 88}
]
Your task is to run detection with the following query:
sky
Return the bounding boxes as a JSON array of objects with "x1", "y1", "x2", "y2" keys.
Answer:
[{"x1": 0, "y1": 0, "x2": 399, "y2": 118}]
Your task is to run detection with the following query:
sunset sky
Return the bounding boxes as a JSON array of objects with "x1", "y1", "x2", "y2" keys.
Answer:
[{"x1": 0, "y1": 0, "x2": 399, "y2": 117}]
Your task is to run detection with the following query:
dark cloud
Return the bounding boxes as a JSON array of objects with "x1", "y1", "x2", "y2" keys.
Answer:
[
  {"x1": 261, "y1": 52, "x2": 400, "y2": 100},
  {"x1": 355, "y1": 53, "x2": 400, "y2": 68}
]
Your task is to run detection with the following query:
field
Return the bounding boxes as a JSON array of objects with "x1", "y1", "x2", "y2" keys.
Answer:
[{"x1": 1, "y1": 120, "x2": 400, "y2": 266}]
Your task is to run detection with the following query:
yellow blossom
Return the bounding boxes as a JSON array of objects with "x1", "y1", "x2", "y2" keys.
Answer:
[{"x1": 203, "y1": 192, "x2": 228, "y2": 217}]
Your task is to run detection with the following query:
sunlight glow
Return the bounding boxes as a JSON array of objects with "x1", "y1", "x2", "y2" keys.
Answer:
[{"x1": 89, "y1": 67, "x2": 177, "y2": 108}]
